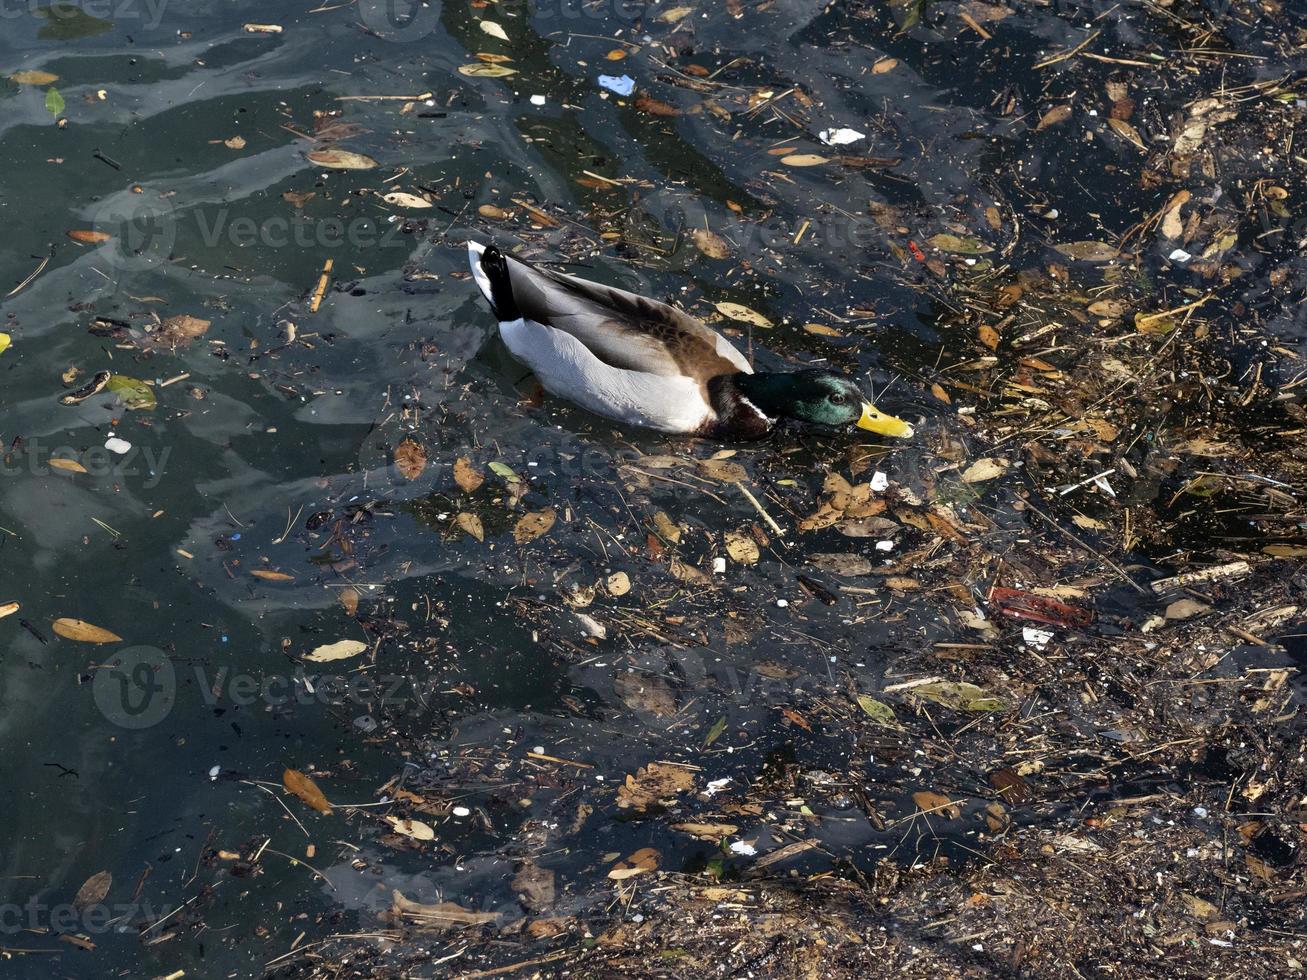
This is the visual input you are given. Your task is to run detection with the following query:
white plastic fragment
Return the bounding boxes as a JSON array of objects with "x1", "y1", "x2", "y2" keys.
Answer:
[
  {"x1": 870, "y1": 470, "x2": 889, "y2": 492},
  {"x1": 105, "y1": 436, "x2": 132, "y2": 454},
  {"x1": 1023, "y1": 626, "x2": 1055, "y2": 649},
  {"x1": 818, "y1": 127, "x2": 866, "y2": 146}
]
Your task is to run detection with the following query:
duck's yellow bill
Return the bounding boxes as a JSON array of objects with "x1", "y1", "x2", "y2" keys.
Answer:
[{"x1": 857, "y1": 402, "x2": 914, "y2": 438}]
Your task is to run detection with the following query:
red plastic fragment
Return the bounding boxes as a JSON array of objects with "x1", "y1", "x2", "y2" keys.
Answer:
[{"x1": 990, "y1": 587, "x2": 1094, "y2": 628}]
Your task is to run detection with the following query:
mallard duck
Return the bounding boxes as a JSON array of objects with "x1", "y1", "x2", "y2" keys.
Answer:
[{"x1": 467, "y1": 242, "x2": 914, "y2": 441}]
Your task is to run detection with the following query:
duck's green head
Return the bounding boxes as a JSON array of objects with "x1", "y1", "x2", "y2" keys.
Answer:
[{"x1": 739, "y1": 370, "x2": 915, "y2": 438}]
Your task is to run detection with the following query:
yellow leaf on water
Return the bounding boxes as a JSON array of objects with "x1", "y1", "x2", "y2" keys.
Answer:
[
  {"x1": 0, "y1": 333, "x2": 10, "y2": 356},
  {"x1": 385, "y1": 815, "x2": 436, "y2": 840},
  {"x1": 724, "y1": 530, "x2": 760, "y2": 565},
  {"x1": 304, "y1": 639, "x2": 368, "y2": 663},
  {"x1": 52, "y1": 618, "x2": 122, "y2": 643},
  {"x1": 48, "y1": 458, "x2": 87, "y2": 474},
  {"x1": 458, "y1": 63, "x2": 518, "y2": 78},
  {"x1": 803, "y1": 323, "x2": 843, "y2": 337},
  {"x1": 514, "y1": 508, "x2": 556, "y2": 545},
  {"x1": 250, "y1": 569, "x2": 295, "y2": 582},
  {"x1": 11, "y1": 70, "x2": 59, "y2": 85},
  {"x1": 780, "y1": 153, "x2": 829, "y2": 167},
  {"x1": 715, "y1": 302, "x2": 773, "y2": 328},
  {"x1": 1035, "y1": 105, "x2": 1072, "y2": 131},
  {"x1": 305, "y1": 148, "x2": 378, "y2": 170},
  {"x1": 282, "y1": 768, "x2": 332, "y2": 814},
  {"x1": 383, "y1": 191, "x2": 432, "y2": 209},
  {"x1": 0, "y1": 601, "x2": 20, "y2": 619}
]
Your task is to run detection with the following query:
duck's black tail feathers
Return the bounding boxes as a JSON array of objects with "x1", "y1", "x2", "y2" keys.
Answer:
[{"x1": 480, "y1": 245, "x2": 522, "y2": 321}]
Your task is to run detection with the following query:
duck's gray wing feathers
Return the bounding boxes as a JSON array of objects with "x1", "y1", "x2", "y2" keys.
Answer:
[{"x1": 496, "y1": 248, "x2": 752, "y2": 382}]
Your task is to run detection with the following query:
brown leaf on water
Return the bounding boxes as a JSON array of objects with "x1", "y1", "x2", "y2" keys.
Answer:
[
  {"x1": 456, "y1": 512, "x2": 484, "y2": 542},
  {"x1": 72, "y1": 871, "x2": 111, "y2": 911},
  {"x1": 1035, "y1": 105, "x2": 1072, "y2": 130},
  {"x1": 513, "y1": 507, "x2": 556, "y2": 545},
  {"x1": 690, "y1": 227, "x2": 730, "y2": 259},
  {"x1": 393, "y1": 438, "x2": 427, "y2": 480},
  {"x1": 724, "y1": 529, "x2": 760, "y2": 565},
  {"x1": 671, "y1": 821, "x2": 739, "y2": 839},
  {"x1": 977, "y1": 324, "x2": 1001, "y2": 350},
  {"x1": 0, "y1": 601, "x2": 20, "y2": 619},
  {"x1": 636, "y1": 95, "x2": 682, "y2": 117},
  {"x1": 11, "y1": 70, "x2": 59, "y2": 85},
  {"x1": 305, "y1": 148, "x2": 378, "y2": 170},
  {"x1": 155, "y1": 314, "x2": 211, "y2": 347},
  {"x1": 283, "y1": 190, "x2": 316, "y2": 208},
  {"x1": 339, "y1": 587, "x2": 361, "y2": 616},
  {"x1": 52, "y1": 618, "x2": 122, "y2": 643},
  {"x1": 250, "y1": 569, "x2": 295, "y2": 582},
  {"x1": 912, "y1": 790, "x2": 962, "y2": 819},
  {"x1": 67, "y1": 230, "x2": 111, "y2": 245},
  {"x1": 616, "y1": 762, "x2": 695, "y2": 810},
  {"x1": 452, "y1": 457, "x2": 484, "y2": 492},
  {"x1": 282, "y1": 768, "x2": 332, "y2": 814}
]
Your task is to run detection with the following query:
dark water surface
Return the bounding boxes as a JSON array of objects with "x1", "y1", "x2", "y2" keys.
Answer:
[{"x1": 1, "y1": 1, "x2": 1303, "y2": 977}]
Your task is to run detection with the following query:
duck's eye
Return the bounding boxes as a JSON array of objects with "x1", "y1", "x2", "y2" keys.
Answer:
[{"x1": 830, "y1": 393, "x2": 847, "y2": 405}]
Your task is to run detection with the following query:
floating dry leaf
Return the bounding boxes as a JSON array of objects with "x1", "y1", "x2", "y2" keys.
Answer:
[
  {"x1": 1107, "y1": 117, "x2": 1145, "y2": 150},
  {"x1": 606, "y1": 571, "x2": 631, "y2": 596},
  {"x1": 48, "y1": 458, "x2": 88, "y2": 474},
  {"x1": 658, "y1": 6, "x2": 693, "y2": 23},
  {"x1": 714, "y1": 302, "x2": 773, "y2": 328},
  {"x1": 383, "y1": 191, "x2": 432, "y2": 209},
  {"x1": 0, "y1": 601, "x2": 19, "y2": 619},
  {"x1": 808, "y1": 553, "x2": 873, "y2": 576},
  {"x1": 479, "y1": 20, "x2": 509, "y2": 40},
  {"x1": 72, "y1": 871, "x2": 112, "y2": 911},
  {"x1": 339, "y1": 587, "x2": 361, "y2": 616},
  {"x1": 393, "y1": 438, "x2": 427, "y2": 480},
  {"x1": 617, "y1": 761, "x2": 695, "y2": 810},
  {"x1": 304, "y1": 639, "x2": 367, "y2": 663},
  {"x1": 458, "y1": 63, "x2": 517, "y2": 78},
  {"x1": 608, "y1": 846, "x2": 662, "y2": 879},
  {"x1": 385, "y1": 815, "x2": 436, "y2": 840},
  {"x1": 1035, "y1": 105, "x2": 1072, "y2": 130},
  {"x1": 67, "y1": 230, "x2": 110, "y2": 245},
  {"x1": 724, "y1": 530, "x2": 760, "y2": 565},
  {"x1": 52, "y1": 618, "x2": 122, "y2": 643},
  {"x1": 1054, "y1": 241, "x2": 1119, "y2": 262},
  {"x1": 513, "y1": 508, "x2": 556, "y2": 545},
  {"x1": 780, "y1": 153, "x2": 828, "y2": 167},
  {"x1": 961, "y1": 457, "x2": 1009, "y2": 483},
  {"x1": 912, "y1": 790, "x2": 962, "y2": 819},
  {"x1": 250, "y1": 569, "x2": 295, "y2": 582},
  {"x1": 282, "y1": 768, "x2": 332, "y2": 814},
  {"x1": 12, "y1": 70, "x2": 59, "y2": 85},
  {"x1": 697, "y1": 458, "x2": 748, "y2": 482},
  {"x1": 691, "y1": 227, "x2": 730, "y2": 258},
  {"x1": 223, "y1": 135, "x2": 246, "y2": 149},
  {"x1": 453, "y1": 457, "x2": 485, "y2": 492},
  {"x1": 456, "y1": 512, "x2": 484, "y2": 542},
  {"x1": 305, "y1": 148, "x2": 378, "y2": 170}
]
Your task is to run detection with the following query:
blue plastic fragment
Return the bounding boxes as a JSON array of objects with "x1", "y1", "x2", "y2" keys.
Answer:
[{"x1": 597, "y1": 74, "x2": 635, "y2": 96}]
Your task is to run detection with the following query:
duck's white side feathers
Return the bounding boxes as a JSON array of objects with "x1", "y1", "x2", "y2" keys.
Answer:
[{"x1": 498, "y1": 317, "x2": 714, "y2": 433}]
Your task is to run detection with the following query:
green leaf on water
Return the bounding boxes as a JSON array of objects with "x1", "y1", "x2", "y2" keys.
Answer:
[
  {"x1": 703, "y1": 715, "x2": 727, "y2": 747},
  {"x1": 488, "y1": 461, "x2": 520, "y2": 483},
  {"x1": 855, "y1": 694, "x2": 899, "y2": 728},
  {"x1": 44, "y1": 86, "x2": 64, "y2": 117},
  {"x1": 105, "y1": 375, "x2": 156, "y2": 410},
  {"x1": 928, "y1": 233, "x2": 993, "y2": 255},
  {"x1": 912, "y1": 680, "x2": 1006, "y2": 713}
]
